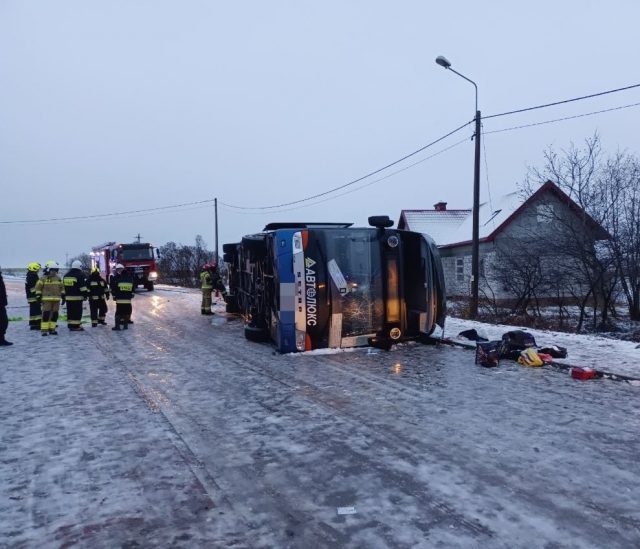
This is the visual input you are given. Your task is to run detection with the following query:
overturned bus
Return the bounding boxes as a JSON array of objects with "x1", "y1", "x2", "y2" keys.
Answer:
[{"x1": 223, "y1": 215, "x2": 446, "y2": 353}]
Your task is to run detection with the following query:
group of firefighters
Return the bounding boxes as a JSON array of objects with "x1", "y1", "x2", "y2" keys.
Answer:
[
  {"x1": 24, "y1": 260, "x2": 135, "y2": 336},
  {"x1": 0, "y1": 261, "x2": 226, "y2": 346}
]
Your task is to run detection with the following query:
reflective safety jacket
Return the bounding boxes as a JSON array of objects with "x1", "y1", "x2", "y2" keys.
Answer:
[
  {"x1": 200, "y1": 270, "x2": 212, "y2": 290},
  {"x1": 110, "y1": 272, "x2": 135, "y2": 303},
  {"x1": 34, "y1": 273, "x2": 65, "y2": 302},
  {"x1": 63, "y1": 268, "x2": 89, "y2": 301},
  {"x1": 87, "y1": 272, "x2": 110, "y2": 300},
  {"x1": 25, "y1": 271, "x2": 39, "y2": 303}
]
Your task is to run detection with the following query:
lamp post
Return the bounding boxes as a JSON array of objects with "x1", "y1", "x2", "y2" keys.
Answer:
[{"x1": 435, "y1": 55, "x2": 481, "y2": 319}]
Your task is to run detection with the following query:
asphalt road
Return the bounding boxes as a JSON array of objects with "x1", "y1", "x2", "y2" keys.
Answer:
[{"x1": 1, "y1": 281, "x2": 639, "y2": 548}]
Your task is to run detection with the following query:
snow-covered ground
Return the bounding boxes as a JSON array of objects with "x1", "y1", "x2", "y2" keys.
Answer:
[
  {"x1": 2, "y1": 280, "x2": 640, "y2": 548},
  {"x1": 436, "y1": 316, "x2": 640, "y2": 380}
]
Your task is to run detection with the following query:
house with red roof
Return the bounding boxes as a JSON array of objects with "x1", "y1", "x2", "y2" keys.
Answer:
[{"x1": 398, "y1": 180, "x2": 609, "y2": 299}]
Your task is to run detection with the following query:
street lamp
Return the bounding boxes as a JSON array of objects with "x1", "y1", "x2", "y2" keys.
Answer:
[{"x1": 435, "y1": 54, "x2": 481, "y2": 319}]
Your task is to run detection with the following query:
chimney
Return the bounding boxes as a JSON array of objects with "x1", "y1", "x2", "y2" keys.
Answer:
[{"x1": 434, "y1": 201, "x2": 447, "y2": 211}]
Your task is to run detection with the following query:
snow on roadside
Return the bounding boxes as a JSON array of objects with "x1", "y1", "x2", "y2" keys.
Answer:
[{"x1": 436, "y1": 316, "x2": 640, "y2": 379}]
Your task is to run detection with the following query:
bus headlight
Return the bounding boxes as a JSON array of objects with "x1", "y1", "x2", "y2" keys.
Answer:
[
  {"x1": 295, "y1": 329, "x2": 306, "y2": 351},
  {"x1": 148, "y1": 271, "x2": 158, "y2": 280},
  {"x1": 387, "y1": 235, "x2": 399, "y2": 248}
]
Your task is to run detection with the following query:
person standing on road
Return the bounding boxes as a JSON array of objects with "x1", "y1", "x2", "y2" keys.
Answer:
[
  {"x1": 0, "y1": 265, "x2": 13, "y2": 346},
  {"x1": 63, "y1": 260, "x2": 89, "y2": 331},
  {"x1": 25, "y1": 262, "x2": 42, "y2": 331},
  {"x1": 200, "y1": 264, "x2": 214, "y2": 315},
  {"x1": 110, "y1": 264, "x2": 134, "y2": 331},
  {"x1": 209, "y1": 263, "x2": 227, "y2": 305},
  {"x1": 35, "y1": 260, "x2": 65, "y2": 336},
  {"x1": 87, "y1": 267, "x2": 110, "y2": 327}
]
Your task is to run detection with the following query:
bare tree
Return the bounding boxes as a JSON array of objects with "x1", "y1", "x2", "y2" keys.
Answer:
[
  {"x1": 492, "y1": 237, "x2": 547, "y2": 317},
  {"x1": 601, "y1": 153, "x2": 640, "y2": 320},
  {"x1": 522, "y1": 133, "x2": 619, "y2": 331},
  {"x1": 157, "y1": 236, "x2": 214, "y2": 287}
]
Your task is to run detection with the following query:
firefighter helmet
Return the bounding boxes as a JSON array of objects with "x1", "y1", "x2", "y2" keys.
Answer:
[
  {"x1": 71, "y1": 260, "x2": 82, "y2": 269},
  {"x1": 28, "y1": 262, "x2": 41, "y2": 272},
  {"x1": 45, "y1": 260, "x2": 60, "y2": 270},
  {"x1": 115, "y1": 263, "x2": 124, "y2": 270}
]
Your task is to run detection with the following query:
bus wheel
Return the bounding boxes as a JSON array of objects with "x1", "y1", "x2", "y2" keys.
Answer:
[{"x1": 244, "y1": 325, "x2": 269, "y2": 342}]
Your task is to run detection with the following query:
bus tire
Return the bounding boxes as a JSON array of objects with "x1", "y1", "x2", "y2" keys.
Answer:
[
  {"x1": 223, "y1": 243, "x2": 239, "y2": 254},
  {"x1": 241, "y1": 235, "x2": 267, "y2": 256}
]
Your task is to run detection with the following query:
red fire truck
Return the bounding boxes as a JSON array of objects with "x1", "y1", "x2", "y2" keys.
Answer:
[{"x1": 91, "y1": 240, "x2": 160, "y2": 291}]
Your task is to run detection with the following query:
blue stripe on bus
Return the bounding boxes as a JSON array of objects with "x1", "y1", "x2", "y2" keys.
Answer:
[{"x1": 274, "y1": 229, "x2": 297, "y2": 352}]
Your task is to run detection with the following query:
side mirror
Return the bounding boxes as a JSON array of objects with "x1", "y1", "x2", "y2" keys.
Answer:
[
  {"x1": 368, "y1": 215, "x2": 394, "y2": 229},
  {"x1": 156, "y1": 249, "x2": 161, "y2": 259}
]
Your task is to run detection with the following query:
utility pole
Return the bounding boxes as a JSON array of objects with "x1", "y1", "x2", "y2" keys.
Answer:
[
  {"x1": 214, "y1": 198, "x2": 219, "y2": 265},
  {"x1": 435, "y1": 55, "x2": 481, "y2": 318},
  {"x1": 470, "y1": 111, "x2": 481, "y2": 318}
]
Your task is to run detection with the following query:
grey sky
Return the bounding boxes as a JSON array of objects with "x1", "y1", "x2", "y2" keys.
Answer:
[{"x1": 1, "y1": 0, "x2": 638, "y2": 267}]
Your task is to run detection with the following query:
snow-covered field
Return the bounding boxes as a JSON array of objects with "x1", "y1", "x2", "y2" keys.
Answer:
[{"x1": 2, "y1": 280, "x2": 640, "y2": 548}]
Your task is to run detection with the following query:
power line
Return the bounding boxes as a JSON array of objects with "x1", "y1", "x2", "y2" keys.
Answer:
[
  {"x1": 483, "y1": 101, "x2": 640, "y2": 135},
  {"x1": 0, "y1": 198, "x2": 216, "y2": 225},
  {"x1": 483, "y1": 83, "x2": 640, "y2": 120},
  {"x1": 3, "y1": 84, "x2": 638, "y2": 225},
  {"x1": 219, "y1": 136, "x2": 471, "y2": 215},
  {"x1": 6, "y1": 202, "x2": 217, "y2": 226},
  {"x1": 220, "y1": 120, "x2": 473, "y2": 210}
]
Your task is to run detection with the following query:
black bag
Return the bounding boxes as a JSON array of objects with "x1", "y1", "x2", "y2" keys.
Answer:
[
  {"x1": 538, "y1": 345, "x2": 568, "y2": 359},
  {"x1": 459, "y1": 328, "x2": 488, "y2": 342},
  {"x1": 476, "y1": 341, "x2": 500, "y2": 367},
  {"x1": 498, "y1": 330, "x2": 537, "y2": 360}
]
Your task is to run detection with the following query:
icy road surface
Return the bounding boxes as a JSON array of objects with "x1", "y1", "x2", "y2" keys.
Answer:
[{"x1": 1, "y1": 281, "x2": 640, "y2": 548}]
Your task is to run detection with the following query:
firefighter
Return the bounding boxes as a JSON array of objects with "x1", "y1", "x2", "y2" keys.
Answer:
[
  {"x1": 35, "y1": 260, "x2": 65, "y2": 336},
  {"x1": 25, "y1": 262, "x2": 42, "y2": 330},
  {"x1": 63, "y1": 259, "x2": 89, "y2": 331},
  {"x1": 87, "y1": 266, "x2": 110, "y2": 327},
  {"x1": 200, "y1": 263, "x2": 214, "y2": 315},
  {"x1": 110, "y1": 264, "x2": 134, "y2": 331},
  {"x1": 0, "y1": 264, "x2": 12, "y2": 346}
]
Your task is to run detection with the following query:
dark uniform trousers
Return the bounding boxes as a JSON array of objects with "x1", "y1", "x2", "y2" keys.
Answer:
[
  {"x1": 28, "y1": 299, "x2": 42, "y2": 328},
  {"x1": 66, "y1": 299, "x2": 84, "y2": 328},
  {"x1": 115, "y1": 302, "x2": 132, "y2": 327},
  {"x1": 89, "y1": 297, "x2": 108, "y2": 324}
]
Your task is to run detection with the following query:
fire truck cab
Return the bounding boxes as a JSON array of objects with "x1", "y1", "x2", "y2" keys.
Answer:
[{"x1": 91, "y1": 241, "x2": 159, "y2": 291}]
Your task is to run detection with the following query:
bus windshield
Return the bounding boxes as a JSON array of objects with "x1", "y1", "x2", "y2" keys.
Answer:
[{"x1": 323, "y1": 229, "x2": 384, "y2": 337}]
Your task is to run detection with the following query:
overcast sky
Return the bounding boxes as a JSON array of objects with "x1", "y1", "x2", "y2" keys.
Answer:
[{"x1": 1, "y1": 0, "x2": 638, "y2": 267}]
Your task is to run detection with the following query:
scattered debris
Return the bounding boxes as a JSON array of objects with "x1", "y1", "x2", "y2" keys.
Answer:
[
  {"x1": 570, "y1": 367, "x2": 601, "y2": 381},
  {"x1": 337, "y1": 506, "x2": 357, "y2": 515}
]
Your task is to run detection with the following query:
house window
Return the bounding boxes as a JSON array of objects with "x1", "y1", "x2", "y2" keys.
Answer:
[
  {"x1": 456, "y1": 258, "x2": 464, "y2": 282},
  {"x1": 537, "y1": 203, "x2": 554, "y2": 223}
]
